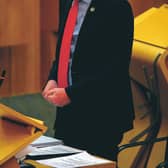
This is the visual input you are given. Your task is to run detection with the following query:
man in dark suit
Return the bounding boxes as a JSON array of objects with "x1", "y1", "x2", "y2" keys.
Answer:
[{"x1": 43, "y1": 0, "x2": 134, "y2": 161}]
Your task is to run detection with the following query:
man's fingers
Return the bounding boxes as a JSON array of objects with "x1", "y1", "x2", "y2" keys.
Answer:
[{"x1": 46, "y1": 89, "x2": 56, "y2": 97}]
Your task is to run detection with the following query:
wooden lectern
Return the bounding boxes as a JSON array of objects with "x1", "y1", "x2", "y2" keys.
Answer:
[{"x1": 0, "y1": 103, "x2": 47, "y2": 168}]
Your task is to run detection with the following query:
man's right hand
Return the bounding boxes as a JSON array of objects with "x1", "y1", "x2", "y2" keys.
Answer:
[{"x1": 42, "y1": 80, "x2": 58, "y2": 101}]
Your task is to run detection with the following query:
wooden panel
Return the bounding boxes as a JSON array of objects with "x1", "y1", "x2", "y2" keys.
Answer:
[
  {"x1": 40, "y1": 32, "x2": 57, "y2": 87},
  {"x1": 10, "y1": 45, "x2": 28, "y2": 95},
  {"x1": 40, "y1": 0, "x2": 59, "y2": 87},
  {"x1": 129, "y1": 0, "x2": 168, "y2": 16},
  {"x1": 0, "y1": 0, "x2": 28, "y2": 46},
  {"x1": 23, "y1": 0, "x2": 41, "y2": 94},
  {"x1": 40, "y1": 0, "x2": 59, "y2": 31},
  {"x1": 0, "y1": 48, "x2": 11, "y2": 97},
  {"x1": 0, "y1": 0, "x2": 41, "y2": 97},
  {"x1": 10, "y1": 0, "x2": 41, "y2": 95}
]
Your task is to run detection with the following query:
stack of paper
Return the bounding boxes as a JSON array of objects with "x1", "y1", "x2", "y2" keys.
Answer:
[
  {"x1": 27, "y1": 135, "x2": 83, "y2": 160},
  {"x1": 30, "y1": 135, "x2": 63, "y2": 148},
  {"x1": 29, "y1": 144, "x2": 83, "y2": 156},
  {"x1": 37, "y1": 151, "x2": 113, "y2": 168},
  {"x1": 27, "y1": 144, "x2": 84, "y2": 160},
  {"x1": 27, "y1": 136, "x2": 115, "y2": 168}
]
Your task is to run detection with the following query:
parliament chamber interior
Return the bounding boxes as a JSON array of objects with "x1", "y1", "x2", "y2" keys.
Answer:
[{"x1": 1, "y1": 0, "x2": 168, "y2": 168}]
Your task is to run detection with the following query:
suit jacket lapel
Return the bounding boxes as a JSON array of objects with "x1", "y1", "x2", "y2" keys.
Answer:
[
  {"x1": 57, "y1": 0, "x2": 73, "y2": 56},
  {"x1": 59, "y1": 0, "x2": 73, "y2": 31}
]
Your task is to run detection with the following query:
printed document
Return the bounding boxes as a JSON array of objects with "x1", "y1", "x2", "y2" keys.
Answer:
[{"x1": 37, "y1": 151, "x2": 111, "y2": 168}]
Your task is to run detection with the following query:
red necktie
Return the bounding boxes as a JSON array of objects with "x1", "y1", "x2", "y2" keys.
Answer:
[{"x1": 58, "y1": 0, "x2": 79, "y2": 88}]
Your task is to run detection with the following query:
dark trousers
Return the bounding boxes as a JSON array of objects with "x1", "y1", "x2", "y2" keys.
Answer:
[
  {"x1": 54, "y1": 130, "x2": 123, "y2": 162},
  {"x1": 86, "y1": 133, "x2": 123, "y2": 162}
]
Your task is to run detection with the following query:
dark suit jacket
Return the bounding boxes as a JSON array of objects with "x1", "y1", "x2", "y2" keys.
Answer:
[{"x1": 48, "y1": 0, "x2": 135, "y2": 149}]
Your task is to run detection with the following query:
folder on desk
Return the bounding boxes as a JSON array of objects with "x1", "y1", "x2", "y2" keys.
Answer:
[{"x1": 0, "y1": 103, "x2": 47, "y2": 167}]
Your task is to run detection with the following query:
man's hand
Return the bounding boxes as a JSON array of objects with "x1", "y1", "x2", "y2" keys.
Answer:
[
  {"x1": 46, "y1": 88, "x2": 71, "y2": 107},
  {"x1": 42, "y1": 80, "x2": 58, "y2": 100},
  {"x1": 42, "y1": 80, "x2": 71, "y2": 107}
]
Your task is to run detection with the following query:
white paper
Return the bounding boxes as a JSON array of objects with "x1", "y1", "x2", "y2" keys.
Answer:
[
  {"x1": 29, "y1": 144, "x2": 83, "y2": 156},
  {"x1": 15, "y1": 145, "x2": 35, "y2": 160},
  {"x1": 31, "y1": 135, "x2": 63, "y2": 147},
  {"x1": 37, "y1": 151, "x2": 111, "y2": 168}
]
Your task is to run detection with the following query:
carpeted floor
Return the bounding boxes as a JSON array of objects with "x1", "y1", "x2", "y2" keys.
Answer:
[{"x1": 0, "y1": 93, "x2": 56, "y2": 137}]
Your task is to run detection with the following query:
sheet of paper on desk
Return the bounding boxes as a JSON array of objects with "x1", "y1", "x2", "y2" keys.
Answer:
[
  {"x1": 28, "y1": 144, "x2": 84, "y2": 156},
  {"x1": 15, "y1": 145, "x2": 35, "y2": 160},
  {"x1": 30, "y1": 135, "x2": 63, "y2": 148},
  {"x1": 37, "y1": 151, "x2": 111, "y2": 168}
]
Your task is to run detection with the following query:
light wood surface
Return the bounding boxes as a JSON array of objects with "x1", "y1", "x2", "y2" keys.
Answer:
[
  {"x1": 0, "y1": 0, "x2": 40, "y2": 97},
  {"x1": 0, "y1": 0, "x2": 28, "y2": 46},
  {"x1": 40, "y1": 0, "x2": 59, "y2": 87}
]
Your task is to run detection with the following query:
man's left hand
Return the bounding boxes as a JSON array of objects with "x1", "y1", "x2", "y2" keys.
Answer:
[{"x1": 46, "y1": 88, "x2": 71, "y2": 107}]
